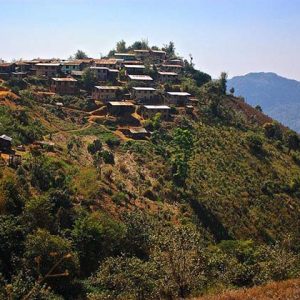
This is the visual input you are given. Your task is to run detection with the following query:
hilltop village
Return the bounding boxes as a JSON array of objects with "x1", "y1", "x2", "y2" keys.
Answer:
[{"x1": 0, "y1": 42, "x2": 211, "y2": 163}]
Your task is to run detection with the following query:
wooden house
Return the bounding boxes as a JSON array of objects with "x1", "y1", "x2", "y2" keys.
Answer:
[
  {"x1": 114, "y1": 53, "x2": 136, "y2": 61},
  {"x1": 157, "y1": 71, "x2": 178, "y2": 83},
  {"x1": 36, "y1": 63, "x2": 61, "y2": 77},
  {"x1": 132, "y1": 87, "x2": 156, "y2": 103},
  {"x1": 161, "y1": 64, "x2": 183, "y2": 73},
  {"x1": 134, "y1": 49, "x2": 150, "y2": 60},
  {"x1": 124, "y1": 64, "x2": 145, "y2": 75},
  {"x1": 141, "y1": 105, "x2": 171, "y2": 120},
  {"x1": 166, "y1": 92, "x2": 191, "y2": 106},
  {"x1": 150, "y1": 50, "x2": 166, "y2": 62},
  {"x1": 50, "y1": 78, "x2": 78, "y2": 95},
  {"x1": 90, "y1": 67, "x2": 109, "y2": 81},
  {"x1": 128, "y1": 74, "x2": 153, "y2": 84},
  {"x1": 94, "y1": 58, "x2": 119, "y2": 69},
  {"x1": 107, "y1": 101, "x2": 135, "y2": 116},
  {"x1": 92, "y1": 86, "x2": 122, "y2": 102},
  {"x1": 0, "y1": 135, "x2": 12, "y2": 152},
  {"x1": 61, "y1": 61, "x2": 83, "y2": 74}
]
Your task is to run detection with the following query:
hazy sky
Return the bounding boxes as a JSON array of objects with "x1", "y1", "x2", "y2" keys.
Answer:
[{"x1": 1, "y1": 0, "x2": 300, "y2": 80}]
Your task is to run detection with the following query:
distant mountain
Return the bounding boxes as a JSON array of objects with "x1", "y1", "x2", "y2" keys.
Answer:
[{"x1": 228, "y1": 72, "x2": 300, "y2": 132}]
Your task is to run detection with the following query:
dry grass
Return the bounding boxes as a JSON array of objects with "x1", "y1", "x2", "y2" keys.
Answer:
[{"x1": 196, "y1": 278, "x2": 300, "y2": 300}]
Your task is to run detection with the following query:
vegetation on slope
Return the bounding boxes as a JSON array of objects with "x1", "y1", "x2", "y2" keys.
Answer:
[{"x1": 0, "y1": 41, "x2": 300, "y2": 299}]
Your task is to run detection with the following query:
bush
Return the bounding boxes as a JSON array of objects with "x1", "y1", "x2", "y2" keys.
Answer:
[
  {"x1": 246, "y1": 133, "x2": 264, "y2": 154},
  {"x1": 106, "y1": 137, "x2": 120, "y2": 148},
  {"x1": 102, "y1": 150, "x2": 114, "y2": 164},
  {"x1": 87, "y1": 139, "x2": 102, "y2": 155},
  {"x1": 112, "y1": 192, "x2": 127, "y2": 205}
]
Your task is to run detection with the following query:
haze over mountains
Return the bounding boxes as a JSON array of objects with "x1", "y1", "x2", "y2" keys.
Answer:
[{"x1": 228, "y1": 72, "x2": 300, "y2": 132}]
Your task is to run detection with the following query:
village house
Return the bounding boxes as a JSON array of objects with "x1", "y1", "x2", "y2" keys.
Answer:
[
  {"x1": 0, "y1": 63, "x2": 16, "y2": 79},
  {"x1": 166, "y1": 92, "x2": 191, "y2": 106},
  {"x1": 166, "y1": 59, "x2": 184, "y2": 66},
  {"x1": 122, "y1": 127, "x2": 150, "y2": 139},
  {"x1": 114, "y1": 53, "x2": 136, "y2": 61},
  {"x1": 131, "y1": 87, "x2": 156, "y2": 103},
  {"x1": 124, "y1": 64, "x2": 145, "y2": 75},
  {"x1": 188, "y1": 97, "x2": 199, "y2": 106},
  {"x1": 128, "y1": 74, "x2": 153, "y2": 84},
  {"x1": 161, "y1": 64, "x2": 183, "y2": 73},
  {"x1": 121, "y1": 60, "x2": 142, "y2": 66},
  {"x1": 141, "y1": 105, "x2": 171, "y2": 120},
  {"x1": 61, "y1": 61, "x2": 83, "y2": 74},
  {"x1": 134, "y1": 49, "x2": 150, "y2": 60},
  {"x1": 107, "y1": 101, "x2": 135, "y2": 116},
  {"x1": 15, "y1": 61, "x2": 32, "y2": 73},
  {"x1": 50, "y1": 78, "x2": 78, "y2": 95},
  {"x1": 12, "y1": 72, "x2": 28, "y2": 80},
  {"x1": 94, "y1": 58, "x2": 119, "y2": 69},
  {"x1": 71, "y1": 70, "x2": 84, "y2": 79},
  {"x1": 150, "y1": 50, "x2": 167, "y2": 62},
  {"x1": 0, "y1": 135, "x2": 12, "y2": 152},
  {"x1": 92, "y1": 86, "x2": 122, "y2": 102},
  {"x1": 157, "y1": 71, "x2": 178, "y2": 83},
  {"x1": 74, "y1": 59, "x2": 94, "y2": 70},
  {"x1": 108, "y1": 69, "x2": 119, "y2": 81},
  {"x1": 90, "y1": 67, "x2": 109, "y2": 81},
  {"x1": 35, "y1": 63, "x2": 61, "y2": 77}
]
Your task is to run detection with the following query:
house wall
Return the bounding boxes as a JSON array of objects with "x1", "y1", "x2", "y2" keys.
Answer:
[
  {"x1": 166, "y1": 95, "x2": 188, "y2": 106},
  {"x1": 92, "y1": 89, "x2": 118, "y2": 101},
  {"x1": 51, "y1": 81, "x2": 78, "y2": 95},
  {"x1": 132, "y1": 90, "x2": 155, "y2": 101},
  {"x1": 141, "y1": 108, "x2": 170, "y2": 119},
  {"x1": 36, "y1": 66, "x2": 60, "y2": 77}
]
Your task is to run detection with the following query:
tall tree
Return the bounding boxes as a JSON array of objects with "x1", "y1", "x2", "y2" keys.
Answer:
[
  {"x1": 219, "y1": 72, "x2": 228, "y2": 95},
  {"x1": 74, "y1": 50, "x2": 89, "y2": 59}
]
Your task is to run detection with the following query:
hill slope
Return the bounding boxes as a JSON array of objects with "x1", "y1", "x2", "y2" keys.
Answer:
[{"x1": 228, "y1": 72, "x2": 300, "y2": 132}]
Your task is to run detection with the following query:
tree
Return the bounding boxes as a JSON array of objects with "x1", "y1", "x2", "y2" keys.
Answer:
[
  {"x1": 286, "y1": 131, "x2": 300, "y2": 153},
  {"x1": 0, "y1": 175, "x2": 24, "y2": 215},
  {"x1": 229, "y1": 87, "x2": 235, "y2": 95},
  {"x1": 24, "y1": 196, "x2": 54, "y2": 231},
  {"x1": 81, "y1": 68, "x2": 97, "y2": 92},
  {"x1": 88, "y1": 256, "x2": 157, "y2": 300},
  {"x1": 263, "y1": 122, "x2": 283, "y2": 140},
  {"x1": 0, "y1": 215, "x2": 24, "y2": 279},
  {"x1": 74, "y1": 50, "x2": 88, "y2": 59},
  {"x1": 116, "y1": 40, "x2": 127, "y2": 53},
  {"x1": 24, "y1": 229, "x2": 79, "y2": 296},
  {"x1": 71, "y1": 212, "x2": 125, "y2": 276},
  {"x1": 87, "y1": 139, "x2": 102, "y2": 155},
  {"x1": 247, "y1": 133, "x2": 264, "y2": 154},
  {"x1": 163, "y1": 41, "x2": 176, "y2": 58},
  {"x1": 151, "y1": 226, "x2": 207, "y2": 299},
  {"x1": 219, "y1": 72, "x2": 228, "y2": 95},
  {"x1": 171, "y1": 128, "x2": 194, "y2": 187},
  {"x1": 255, "y1": 105, "x2": 263, "y2": 112}
]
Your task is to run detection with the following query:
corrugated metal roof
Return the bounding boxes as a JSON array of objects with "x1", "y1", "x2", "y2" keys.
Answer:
[
  {"x1": 132, "y1": 87, "x2": 156, "y2": 91},
  {"x1": 144, "y1": 105, "x2": 170, "y2": 109},
  {"x1": 128, "y1": 75, "x2": 153, "y2": 81},
  {"x1": 0, "y1": 134, "x2": 12, "y2": 142},
  {"x1": 158, "y1": 71, "x2": 178, "y2": 76},
  {"x1": 52, "y1": 78, "x2": 77, "y2": 82},
  {"x1": 167, "y1": 92, "x2": 191, "y2": 96},
  {"x1": 95, "y1": 86, "x2": 121, "y2": 90},
  {"x1": 108, "y1": 101, "x2": 134, "y2": 106}
]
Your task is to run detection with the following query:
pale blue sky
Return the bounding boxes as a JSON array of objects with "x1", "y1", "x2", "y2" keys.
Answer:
[{"x1": 1, "y1": 0, "x2": 300, "y2": 80}]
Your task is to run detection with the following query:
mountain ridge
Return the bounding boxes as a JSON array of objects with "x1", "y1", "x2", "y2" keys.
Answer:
[{"x1": 228, "y1": 72, "x2": 300, "y2": 131}]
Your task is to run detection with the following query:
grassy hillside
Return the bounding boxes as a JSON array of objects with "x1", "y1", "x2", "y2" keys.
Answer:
[{"x1": 0, "y1": 50, "x2": 300, "y2": 299}]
